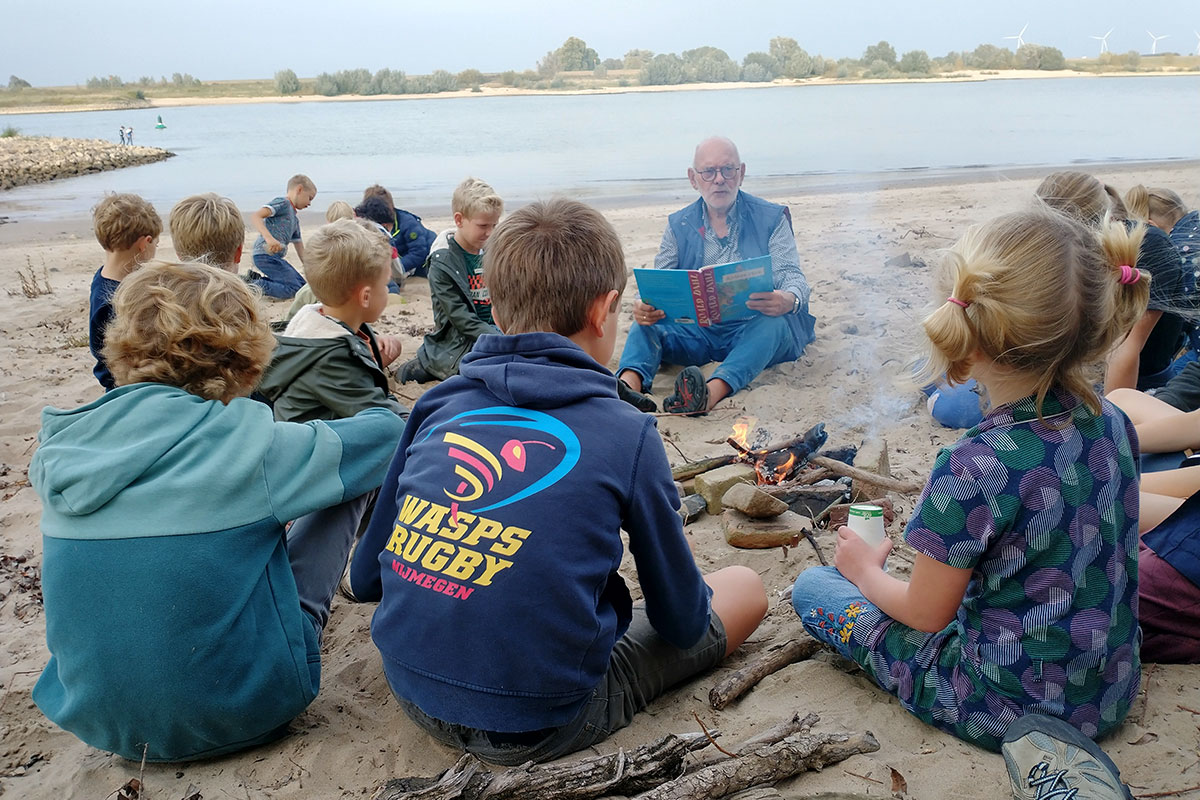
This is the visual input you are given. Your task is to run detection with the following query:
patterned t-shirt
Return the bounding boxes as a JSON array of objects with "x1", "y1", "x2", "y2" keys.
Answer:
[
  {"x1": 252, "y1": 196, "x2": 301, "y2": 258},
  {"x1": 464, "y1": 249, "x2": 492, "y2": 325},
  {"x1": 897, "y1": 389, "x2": 1141, "y2": 739}
]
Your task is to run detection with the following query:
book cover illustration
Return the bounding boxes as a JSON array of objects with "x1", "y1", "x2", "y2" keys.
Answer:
[{"x1": 633, "y1": 255, "x2": 773, "y2": 326}]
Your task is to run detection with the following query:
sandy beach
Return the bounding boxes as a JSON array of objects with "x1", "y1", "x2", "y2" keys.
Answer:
[
  {"x1": 0, "y1": 68, "x2": 1194, "y2": 116},
  {"x1": 1, "y1": 162, "x2": 1199, "y2": 799}
]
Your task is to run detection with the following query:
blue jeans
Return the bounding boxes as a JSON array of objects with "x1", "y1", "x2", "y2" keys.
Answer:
[
  {"x1": 618, "y1": 314, "x2": 799, "y2": 395},
  {"x1": 251, "y1": 253, "x2": 306, "y2": 299},
  {"x1": 287, "y1": 489, "x2": 376, "y2": 636}
]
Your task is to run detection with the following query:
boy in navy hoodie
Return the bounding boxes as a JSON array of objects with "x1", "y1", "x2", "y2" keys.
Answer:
[{"x1": 350, "y1": 198, "x2": 767, "y2": 765}]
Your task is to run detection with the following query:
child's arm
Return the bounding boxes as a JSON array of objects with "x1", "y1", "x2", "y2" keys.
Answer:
[
  {"x1": 349, "y1": 409, "x2": 421, "y2": 601},
  {"x1": 1103, "y1": 310, "x2": 1161, "y2": 393},
  {"x1": 263, "y1": 406, "x2": 404, "y2": 523},
  {"x1": 251, "y1": 205, "x2": 283, "y2": 254},
  {"x1": 833, "y1": 527, "x2": 972, "y2": 633},
  {"x1": 292, "y1": 239, "x2": 305, "y2": 265},
  {"x1": 394, "y1": 214, "x2": 435, "y2": 276},
  {"x1": 624, "y1": 418, "x2": 712, "y2": 648}
]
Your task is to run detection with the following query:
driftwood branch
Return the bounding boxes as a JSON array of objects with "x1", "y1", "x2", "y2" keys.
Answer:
[
  {"x1": 373, "y1": 732, "x2": 712, "y2": 800},
  {"x1": 807, "y1": 456, "x2": 924, "y2": 494},
  {"x1": 672, "y1": 456, "x2": 736, "y2": 482},
  {"x1": 631, "y1": 730, "x2": 881, "y2": 800},
  {"x1": 734, "y1": 713, "x2": 820, "y2": 755},
  {"x1": 709, "y1": 639, "x2": 825, "y2": 710}
]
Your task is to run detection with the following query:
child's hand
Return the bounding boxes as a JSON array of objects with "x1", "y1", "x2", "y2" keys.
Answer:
[
  {"x1": 833, "y1": 525, "x2": 892, "y2": 583},
  {"x1": 265, "y1": 236, "x2": 283, "y2": 254},
  {"x1": 378, "y1": 335, "x2": 403, "y2": 367}
]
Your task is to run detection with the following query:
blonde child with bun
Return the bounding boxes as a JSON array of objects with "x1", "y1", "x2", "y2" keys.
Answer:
[
  {"x1": 791, "y1": 209, "x2": 1147, "y2": 755},
  {"x1": 325, "y1": 200, "x2": 354, "y2": 222}
]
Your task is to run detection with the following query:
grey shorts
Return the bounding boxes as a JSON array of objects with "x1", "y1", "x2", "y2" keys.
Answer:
[{"x1": 397, "y1": 606, "x2": 727, "y2": 765}]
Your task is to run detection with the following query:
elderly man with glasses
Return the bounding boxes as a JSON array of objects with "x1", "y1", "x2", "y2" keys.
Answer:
[{"x1": 617, "y1": 136, "x2": 816, "y2": 414}]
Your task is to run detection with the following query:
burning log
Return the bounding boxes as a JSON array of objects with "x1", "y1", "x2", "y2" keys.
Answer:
[{"x1": 726, "y1": 424, "x2": 828, "y2": 485}]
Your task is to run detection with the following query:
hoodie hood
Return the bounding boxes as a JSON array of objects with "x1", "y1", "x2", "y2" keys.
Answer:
[
  {"x1": 458, "y1": 332, "x2": 618, "y2": 409},
  {"x1": 32, "y1": 384, "x2": 269, "y2": 518}
]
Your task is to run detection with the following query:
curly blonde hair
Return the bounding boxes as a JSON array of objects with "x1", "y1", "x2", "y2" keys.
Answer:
[
  {"x1": 922, "y1": 209, "x2": 1148, "y2": 419},
  {"x1": 103, "y1": 261, "x2": 276, "y2": 403},
  {"x1": 92, "y1": 193, "x2": 162, "y2": 252}
]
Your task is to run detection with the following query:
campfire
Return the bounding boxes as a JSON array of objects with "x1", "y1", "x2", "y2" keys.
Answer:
[{"x1": 726, "y1": 422, "x2": 828, "y2": 485}]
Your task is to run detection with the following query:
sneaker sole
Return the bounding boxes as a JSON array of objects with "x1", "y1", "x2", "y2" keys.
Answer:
[{"x1": 1002, "y1": 714, "x2": 1130, "y2": 800}]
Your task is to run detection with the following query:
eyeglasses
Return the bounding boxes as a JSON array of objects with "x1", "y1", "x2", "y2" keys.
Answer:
[{"x1": 695, "y1": 165, "x2": 741, "y2": 182}]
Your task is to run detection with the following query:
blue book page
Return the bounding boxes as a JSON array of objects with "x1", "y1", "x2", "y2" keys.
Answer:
[
  {"x1": 633, "y1": 268, "x2": 705, "y2": 325},
  {"x1": 704, "y1": 255, "x2": 774, "y2": 322}
]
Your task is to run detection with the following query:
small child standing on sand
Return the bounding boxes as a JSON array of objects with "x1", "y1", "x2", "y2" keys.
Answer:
[
  {"x1": 247, "y1": 174, "x2": 316, "y2": 299},
  {"x1": 791, "y1": 208, "x2": 1147, "y2": 753},
  {"x1": 88, "y1": 193, "x2": 161, "y2": 391}
]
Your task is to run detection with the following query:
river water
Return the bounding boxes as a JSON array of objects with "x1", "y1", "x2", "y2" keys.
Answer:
[{"x1": 1, "y1": 76, "x2": 1197, "y2": 220}]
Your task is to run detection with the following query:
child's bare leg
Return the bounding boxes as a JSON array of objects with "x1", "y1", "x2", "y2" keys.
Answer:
[
  {"x1": 618, "y1": 369, "x2": 643, "y2": 393},
  {"x1": 1106, "y1": 388, "x2": 1180, "y2": 426},
  {"x1": 1140, "y1": 491, "x2": 1187, "y2": 534},
  {"x1": 705, "y1": 565, "x2": 767, "y2": 657},
  {"x1": 1106, "y1": 388, "x2": 1200, "y2": 452},
  {"x1": 1141, "y1": 465, "x2": 1200, "y2": 499},
  {"x1": 706, "y1": 378, "x2": 732, "y2": 411}
]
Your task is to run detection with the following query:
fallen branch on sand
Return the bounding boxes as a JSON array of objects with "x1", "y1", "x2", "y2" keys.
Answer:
[
  {"x1": 807, "y1": 456, "x2": 924, "y2": 494},
  {"x1": 709, "y1": 638, "x2": 825, "y2": 710},
  {"x1": 371, "y1": 712, "x2": 878, "y2": 800},
  {"x1": 633, "y1": 729, "x2": 880, "y2": 800}
]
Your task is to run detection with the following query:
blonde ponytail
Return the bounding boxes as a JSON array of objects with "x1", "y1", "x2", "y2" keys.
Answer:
[{"x1": 923, "y1": 209, "x2": 1151, "y2": 420}]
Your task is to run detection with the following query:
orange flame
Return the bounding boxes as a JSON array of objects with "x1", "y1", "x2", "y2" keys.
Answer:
[
  {"x1": 774, "y1": 452, "x2": 798, "y2": 483},
  {"x1": 730, "y1": 416, "x2": 757, "y2": 449}
]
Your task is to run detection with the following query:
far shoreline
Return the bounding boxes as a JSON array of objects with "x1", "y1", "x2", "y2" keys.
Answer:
[{"x1": 1, "y1": 68, "x2": 1195, "y2": 116}]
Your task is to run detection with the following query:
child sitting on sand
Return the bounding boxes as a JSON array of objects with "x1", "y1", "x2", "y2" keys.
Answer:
[
  {"x1": 31, "y1": 262, "x2": 404, "y2": 762},
  {"x1": 247, "y1": 174, "x2": 316, "y2": 299},
  {"x1": 168, "y1": 192, "x2": 245, "y2": 271},
  {"x1": 396, "y1": 178, "x2": 503, "y2": 384},
  {"x1": 257, "y1": 218, "x2": 406, "y2": 422},
  {"x1": 791, "y1": 208, "x2": 1147, "y2": 752},
  {"x1": 362, "y1": 183, "x2": 435, "y2": 278},
  {"x1": 88, "y1": 192, "x2": 161, "y2": 391},
  {"x1": 349, "y1": 198, "x2": 767, "y2": 765}
]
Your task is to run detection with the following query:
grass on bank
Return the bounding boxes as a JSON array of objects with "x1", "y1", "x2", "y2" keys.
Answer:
[{"x1": 1, "y1": 54, "x2": 1197, "y2": 111}]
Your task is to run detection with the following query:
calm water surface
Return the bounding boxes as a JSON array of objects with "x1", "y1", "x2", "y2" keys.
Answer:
[{"x1": 1, "y1": 76, "x2": 1197, "y2": 221}]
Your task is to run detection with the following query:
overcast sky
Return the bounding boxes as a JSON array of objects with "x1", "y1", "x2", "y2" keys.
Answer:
[{"x1": 3, "y1": 0, "x2": 1197, "y2": 86}]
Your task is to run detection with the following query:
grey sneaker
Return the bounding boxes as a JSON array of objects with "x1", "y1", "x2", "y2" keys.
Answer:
[{"x1": 1002, "y1": 714, "x2": 1132, "y2": 800}]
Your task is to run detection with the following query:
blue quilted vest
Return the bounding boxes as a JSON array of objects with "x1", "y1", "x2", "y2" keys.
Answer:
[{"x1": 667, "y1": 191, "x2": 815, "y2": 350}]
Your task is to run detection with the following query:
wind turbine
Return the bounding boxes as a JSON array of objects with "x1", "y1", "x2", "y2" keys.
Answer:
[
  {"x1": 1004, "y1": 23, "x2": 1029, "y2": 49},
  {"x1": 1091, "y1": 28, "x2": 1114, "y2": 55},
  {"x1": 1147, "y1": 30, "x2": 1169, "y2": 55}
]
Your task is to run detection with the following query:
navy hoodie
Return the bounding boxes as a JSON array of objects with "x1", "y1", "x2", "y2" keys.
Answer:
[{"x1": 351, "y1": 332, "x2": 711, "y2": 732}]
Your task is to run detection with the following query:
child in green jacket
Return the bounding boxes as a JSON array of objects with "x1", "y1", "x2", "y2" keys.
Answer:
[{"x1": 397, "y1": 177, "x2": 503, "y2": 383}]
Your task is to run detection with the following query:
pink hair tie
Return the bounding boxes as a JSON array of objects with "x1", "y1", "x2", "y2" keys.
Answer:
[
  {"x1": 947, "y1": 297, "x2": 970, "y2": 309},
  {"x1": 1118, "y1": 265, "x2": 1139, "y2": 285}
]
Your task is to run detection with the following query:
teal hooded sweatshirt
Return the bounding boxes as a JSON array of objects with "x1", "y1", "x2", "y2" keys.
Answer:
[{"x1": 30, "y1": 383, "x2": 404, "y2": 762}]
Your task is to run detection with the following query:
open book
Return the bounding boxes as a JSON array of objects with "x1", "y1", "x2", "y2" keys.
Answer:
[{"x1": 633, "y1": 255, "x2": 773, "y2": 326}]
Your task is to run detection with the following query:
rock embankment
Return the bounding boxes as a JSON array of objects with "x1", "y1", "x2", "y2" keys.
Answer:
[{"x1": 0, "y1": 137, "x2": 173, "y2": 190}]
